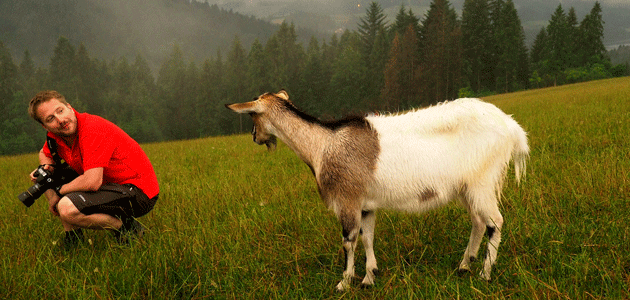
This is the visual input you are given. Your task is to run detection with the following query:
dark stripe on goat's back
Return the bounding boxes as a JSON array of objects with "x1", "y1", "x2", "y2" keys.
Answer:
[
  {"x1": 276, "y1": 97, "x2": 380, "y2": 211},
  {"x1": 280, "y1": 100, "x2": 371, "y2": 131}
]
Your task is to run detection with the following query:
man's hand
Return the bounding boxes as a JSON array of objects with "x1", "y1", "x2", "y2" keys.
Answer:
[
  {"x1": 30, "y1": 164, "x2": 55, "y2": 183},
  {"x1": 47, "y1": 192, "x2": 61, "y2": 216},
  {"x1": 29, "y1": 169, "x2": 38, "y2": 183}
]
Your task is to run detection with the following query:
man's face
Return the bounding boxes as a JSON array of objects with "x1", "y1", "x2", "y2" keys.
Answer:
[{"x1": 36, "y1": 98, "x2": 78, "y2": 138}]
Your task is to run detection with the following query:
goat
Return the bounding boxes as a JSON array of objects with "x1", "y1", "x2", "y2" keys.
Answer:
[{"x1": 225, "y1": 90, "x2": 529, "y2": 291}]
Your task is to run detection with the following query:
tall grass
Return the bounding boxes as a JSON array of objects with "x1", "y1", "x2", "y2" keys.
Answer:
[{"x1": 1, "y1": 77, "x2": 629, "y2": 299}]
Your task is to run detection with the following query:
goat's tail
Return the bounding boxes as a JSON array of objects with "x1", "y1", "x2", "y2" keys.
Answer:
[{"x1": 511, "y1": 122, "x2": 529, "y2": 184}]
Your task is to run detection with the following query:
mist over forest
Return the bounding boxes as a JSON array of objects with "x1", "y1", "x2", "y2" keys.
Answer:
[
  {"x1": 1, "y1": 0, "x2": 629, "y2": 73},
  {"x1": 0, "y1": 0, "x2": 322, "y2": 74}
]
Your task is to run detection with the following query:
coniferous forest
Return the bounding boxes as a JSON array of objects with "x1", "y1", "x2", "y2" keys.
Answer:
[{"x1": 0, "y1": 0, "x2": 627, "y2": 155}]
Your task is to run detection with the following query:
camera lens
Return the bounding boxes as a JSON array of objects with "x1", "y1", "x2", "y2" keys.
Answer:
[
  {"x1": 17, "y1": 170, "x2": 50, "y2": 207},
  {"x1": 17, "y1": 190, "x2": 36, "y2": 207}
]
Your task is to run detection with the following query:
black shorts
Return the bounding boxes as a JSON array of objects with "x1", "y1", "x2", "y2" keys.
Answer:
[{"x1": 66, "y1": 183, "x2": 158, "y2": 219}]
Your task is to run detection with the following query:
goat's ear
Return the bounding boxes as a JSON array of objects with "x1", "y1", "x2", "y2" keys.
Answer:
[
  {"x1": 276, "y1": 90, "x2": 289, "y2": 100},
  {"x1": 225, "y1": 101, "x2": 261, "y2": 114}
]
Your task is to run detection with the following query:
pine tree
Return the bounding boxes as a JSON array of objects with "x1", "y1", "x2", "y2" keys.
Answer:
[
  {"x1": 264, "y1": 22, "x2": 305, "y2": 91},
  {"x1": 300, "y1": 36, "x2": 328, "y2": 114},
  {"x1": 156, "y1": 44, "x2": 187, "y2": 139},
  {"x1": 17, "y1": 49, "x2": 47, "y2": 151},
  {"x1": 109, "y1": 57, "x2": 132, "y2": 129},
  {"x1": 579, "y1": 2, "x2": 607, "y2": 66},
  {"x1": 329, "y1": 31, "x2": 367, "y2": 116},
  {"x1": 382, "y1": 25, "x2": 420, "y2": 110},
  {"x1": 462, "y1": 0, "x2": 494, "y2": 92},
  {"x1": 321, "y1": 34, "x2": 339, "y2": 85},
  {"x1": 390, "y1": 5, "x2": 420, "y2": 39},
  {"x1": 0, "y1": 40, "x2": 28, "y2": 155},
  {"x1": 74, "y1": 43, "x2": 101, "y2": 114},
  {"x1": 247, "y1": 39, "x2": 271, "y2": 96},
  {"x1": 132, "y1": 54, "x2": 155, "y2": 91},
  {"x1": 382, "y1": 34, "x2": 403, "y2": 110},
  {"x1": 0, "y1": 41, "x2": 18, "y2": 107},
  {"x1": 357, "y1": 2, "x2": 389, "y2": 107},
  {"x1": 366, "y1": 28, "x2": 390, "y2": 106},
  {"x1": 48, "y1": 37, "x2": 83, "y2": 108},
  {"x1": 1, "y1": 91, "x2": 40, "y2": 155},
  {"x1": 225, "y1": 35, "x2": 248, "y2": 133},
  {"x1": 319, "y1": 35, "x2": 338, "y2": 117},
  {"x1": 492, "y1": 0, "x2": 529, "y2": 92},
  {"x1": 546, "y1": 4, "x2": 570, "y2": 85},
  {"x1": 18, "y1": 50, "x2": 41, "y2": 103},
  {"x1": 129, "y1": 54, "x2": 162, "y2": 142},
  {"x1": 18, "y1": 50, "x2": 35, "y2": 82},
  {"x1": 199, "y1": 51, "x2": 226, "y2": 136},
  {"x1": 529, "y1": 27, "x2": 550, "y2": 87},
  {"x1": 357, "y1": 2, "x2": 388, "y2": 66},
  {"x1": 565, "y1": 8, "x2": 581, "y2": 68},
  {"x1": 420, "y1": 0, "x2": 462, "y2": 104}
]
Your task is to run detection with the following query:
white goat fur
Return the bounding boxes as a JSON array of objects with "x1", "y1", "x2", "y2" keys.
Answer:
[
  {"x1": 226, "y1": 91, "x2": 529, "y2": 291},
  {"x1": 366, "y1": 99, "x2": 527, "y2": 212}
]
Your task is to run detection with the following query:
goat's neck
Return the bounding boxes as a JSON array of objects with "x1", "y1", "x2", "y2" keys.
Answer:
[{"x1": 270, "y1": 113, "x2": 329, "y2": 173}]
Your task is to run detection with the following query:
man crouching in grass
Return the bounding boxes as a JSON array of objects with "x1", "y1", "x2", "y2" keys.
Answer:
[{"x1": 28, "y1": 90, "x2": 159, "y2": 249}]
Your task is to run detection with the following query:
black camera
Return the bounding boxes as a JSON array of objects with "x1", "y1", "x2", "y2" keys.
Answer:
[{"x1": 17, "y1": 165, "x2": 77, "y2": 207}]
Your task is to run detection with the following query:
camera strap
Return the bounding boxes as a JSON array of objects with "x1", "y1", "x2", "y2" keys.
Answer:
[{"x1": 46, "y1": 136, "x2": 70, "y2": 169}]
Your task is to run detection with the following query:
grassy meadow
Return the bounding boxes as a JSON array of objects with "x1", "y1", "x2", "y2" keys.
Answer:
[{"x1": 1, "y1": 77, "x2": 629, "y2": 299}]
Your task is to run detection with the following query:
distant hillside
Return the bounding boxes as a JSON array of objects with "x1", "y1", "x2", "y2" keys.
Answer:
[
  {"x1": 206, "y1": 0, "x2": 630, "y2": 48},
  {"x1": 0, "y1": 0, "x2": 323, "y2": 73}
]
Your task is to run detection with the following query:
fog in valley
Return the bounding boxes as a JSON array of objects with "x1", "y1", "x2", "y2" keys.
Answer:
[{"x1": 1, "y1": 0, "x2": 628, "y2": 72}]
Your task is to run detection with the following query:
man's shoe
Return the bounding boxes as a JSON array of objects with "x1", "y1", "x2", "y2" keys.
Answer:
[
  {"x1": 114, "y1": 218, "x2": 144, "y2": 244},
  {"x1": 59, "y1": 229, "x2": 85, "y2": 250}
]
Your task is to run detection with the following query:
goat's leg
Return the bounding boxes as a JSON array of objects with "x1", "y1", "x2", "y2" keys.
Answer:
[
  {"x1": 458, "y1": 211, "x2": 485, "y2": 273},
  {"x1": 360, "y1": 210, "x2": 378, "y2": 286},
  {"x1": 336, "y1": 209, "x2": 361, "y2": 291},
  {"x1": 464, "y1": 184, "x2": 504, "y2": 281},
  {"x1": 480, "y1": 207, "x2": 503, "y2": 281}
]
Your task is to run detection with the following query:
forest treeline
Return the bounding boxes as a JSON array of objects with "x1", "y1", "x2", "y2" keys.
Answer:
[{"x1": 1, "y1": 0, "x2": 628, "y2": 156}]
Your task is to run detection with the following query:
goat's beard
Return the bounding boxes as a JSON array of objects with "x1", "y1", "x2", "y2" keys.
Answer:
[{"x1": 264, "y1": 136, "x2": 277, "y2": 151}]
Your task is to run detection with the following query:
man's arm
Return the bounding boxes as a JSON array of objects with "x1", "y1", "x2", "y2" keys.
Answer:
[
  {"x1": 38, "y1": 148, "x2": 55, "y2": 167},
  {"x1": 57, "y1": 167, "x2": 104, "y2": 194},
  {"x1": 38, "y1": 147, "x2": 104, "y2": 193}
]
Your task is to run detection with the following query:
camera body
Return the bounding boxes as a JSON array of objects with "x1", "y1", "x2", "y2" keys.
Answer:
[{"x1": 18, "y1": 165, "x2": 78, "y2": 207}]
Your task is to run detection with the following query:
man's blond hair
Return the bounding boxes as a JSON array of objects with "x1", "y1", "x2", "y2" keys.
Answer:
[{"x1": 28, "y1": 91, "x2": 69, "y2": 124}]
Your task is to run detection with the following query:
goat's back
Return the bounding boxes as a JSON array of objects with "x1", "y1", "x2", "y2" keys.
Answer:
[{"x1": 363, "y1": 98, "x2": 528, "y2": 211}]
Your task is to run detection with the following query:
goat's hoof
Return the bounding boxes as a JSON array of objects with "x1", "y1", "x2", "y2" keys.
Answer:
[
  {"x1": 479, "y1": 271, "x2": 492, "y2": 282},
  {"x1": 336, "y1": 280, "x2": 351, "y2": 292},
  {"x1": 457, "y1": 268, "x2": 472, "y2": 277},
  {"x1": 360, "y1": 275, "x2": 376, "y2": 287},
  {"x1": 360, "y1": 282, "x2": 374, "y2": 289},
  {"x1": 457, "y1": 263, "x2": 472, "y2": 276}
]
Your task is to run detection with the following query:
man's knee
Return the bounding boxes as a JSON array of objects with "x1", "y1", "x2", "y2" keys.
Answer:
[{"x1": 57, "y1": 197, "x2": 81, "y2": 221}]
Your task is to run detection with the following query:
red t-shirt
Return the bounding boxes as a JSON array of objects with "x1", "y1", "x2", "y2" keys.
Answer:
[{"x1": 42, "y1": 109, "x2": 159, "y2": 199}]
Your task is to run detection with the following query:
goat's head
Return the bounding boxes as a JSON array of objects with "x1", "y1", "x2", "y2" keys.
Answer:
[{"x1": 225, "y1": 90, "x2": 292, "y2": 151}]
